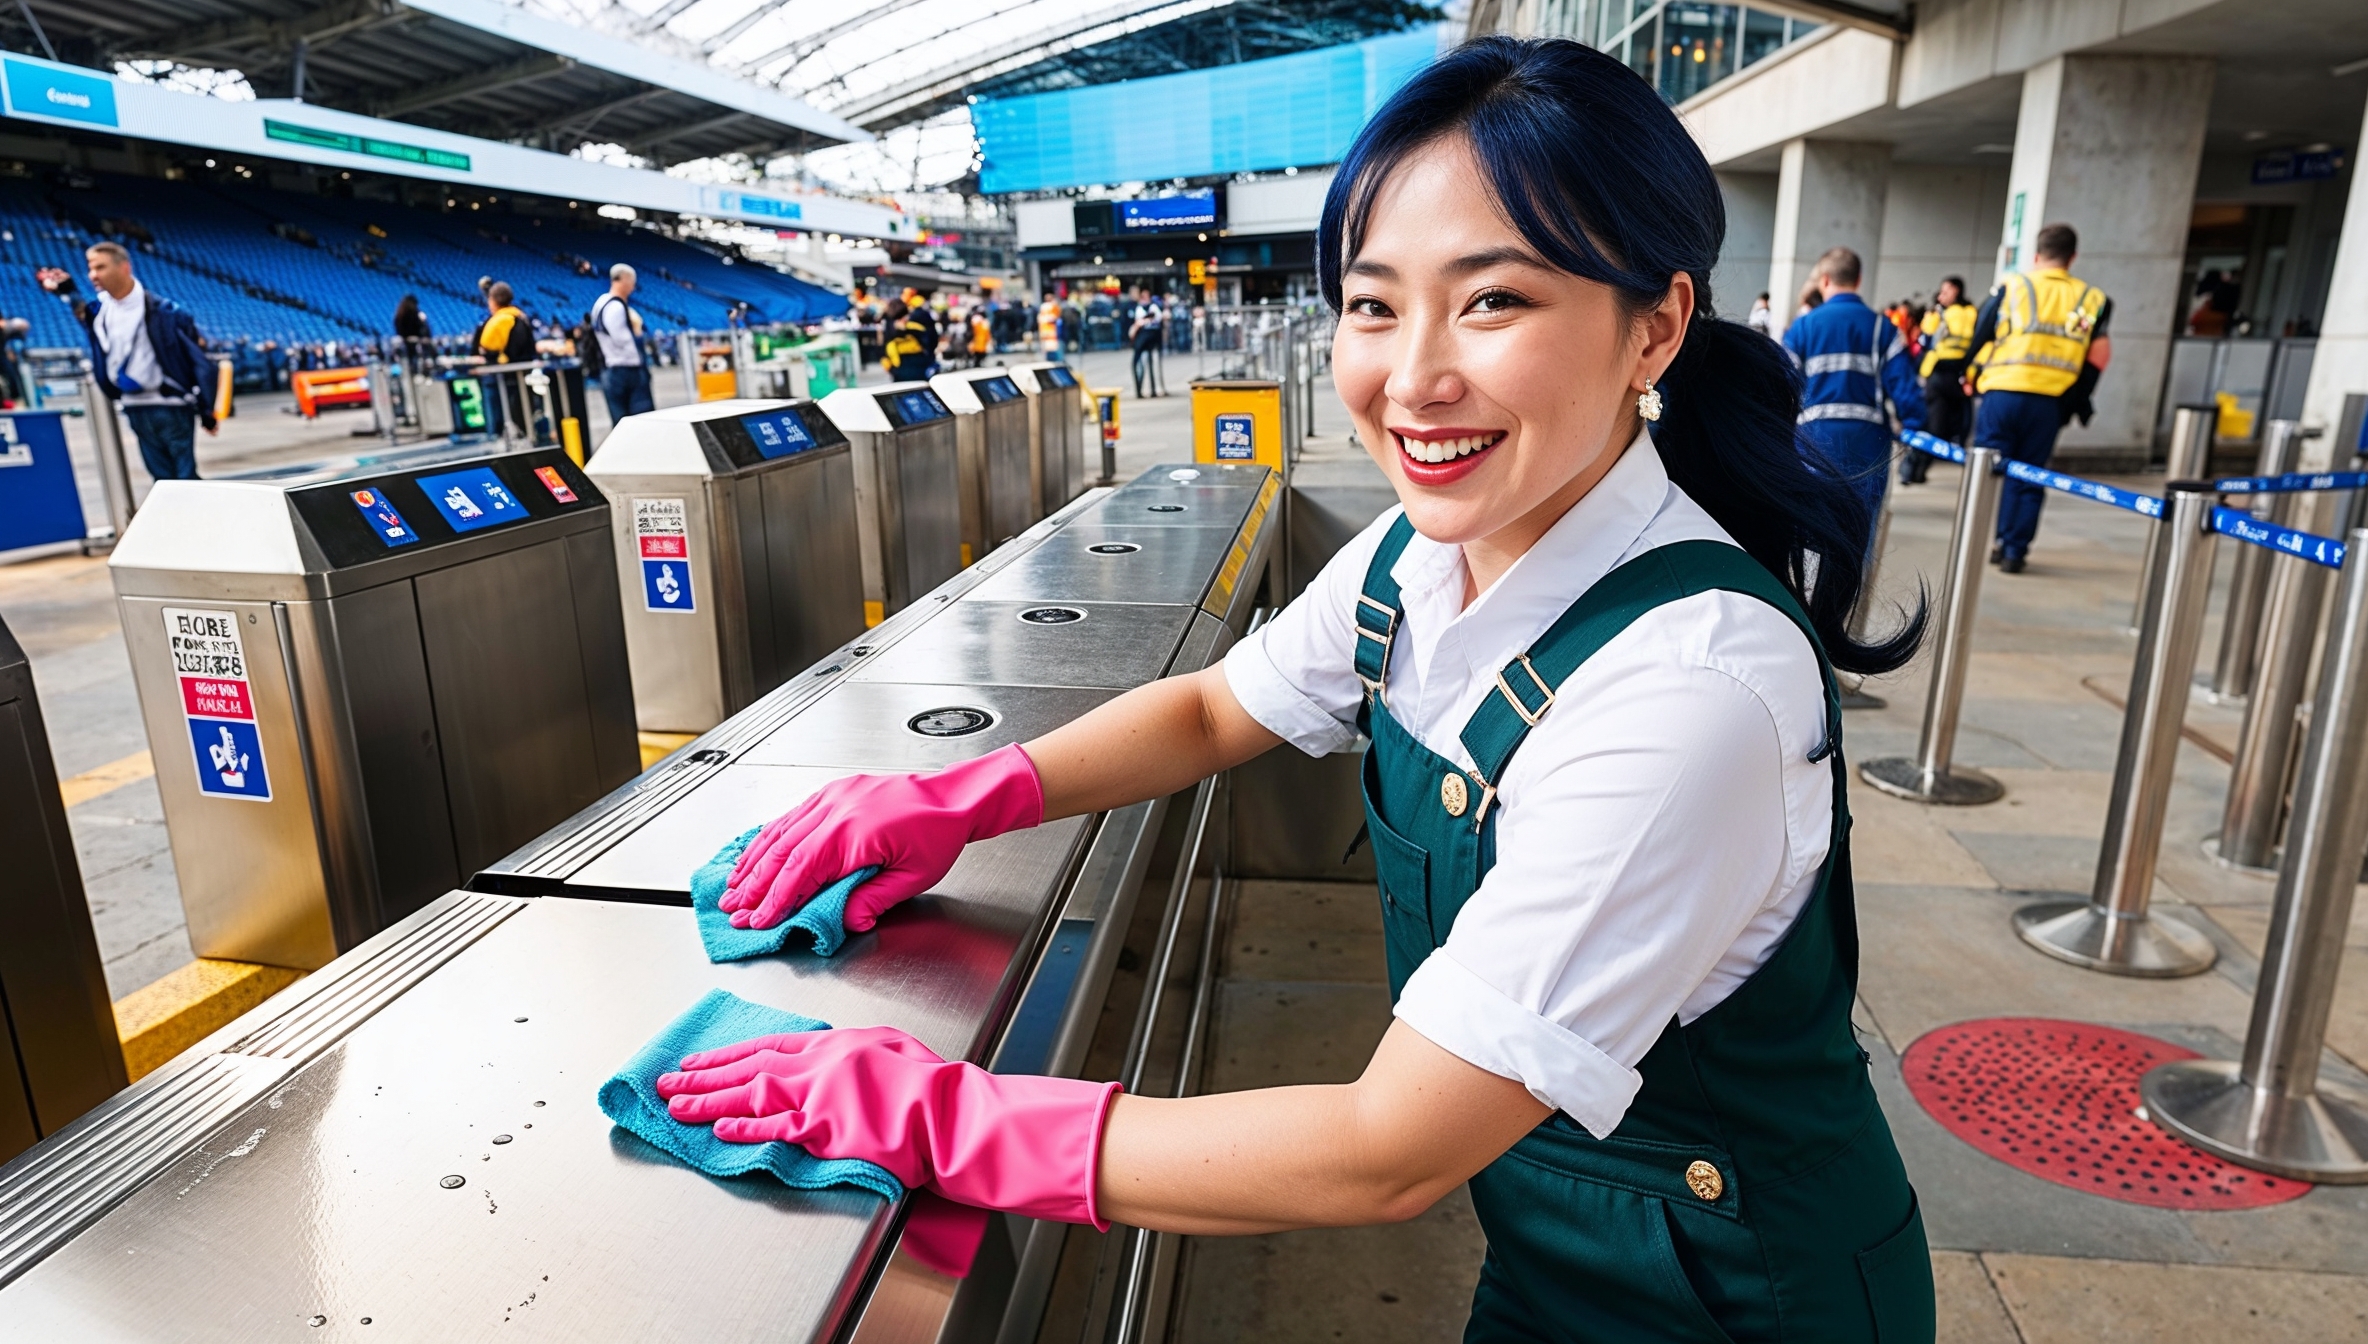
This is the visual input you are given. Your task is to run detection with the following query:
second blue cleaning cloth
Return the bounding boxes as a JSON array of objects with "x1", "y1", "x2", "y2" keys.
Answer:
[
  {"x1": 693, "y1": 826, "x2": 880, "y2": 961},
  {"x1": 597, "y1": 987, "x2": 902, "y2": 1202}
]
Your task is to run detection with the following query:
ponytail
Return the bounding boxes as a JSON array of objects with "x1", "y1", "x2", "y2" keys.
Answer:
[{"x1": 1319, "y1": 34, "x2": 1924, "y2": 675}]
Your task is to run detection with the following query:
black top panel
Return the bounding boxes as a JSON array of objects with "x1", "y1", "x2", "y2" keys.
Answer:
[
  {"x1": 693, "y1": 401, "x2": 850, "y2": 469},
  {"x1": 1038, "y1": 366, "x2": 1079, "y2": 389},
  {"x1": 974, "y1": 376, "x2": 1020, "y2": 406},
  {"x1": 288, "y1": 448, "x2": 606, "y2": 571},
  {"x1": 882, "y1": 388, "x2": 950, "y2": 427}
]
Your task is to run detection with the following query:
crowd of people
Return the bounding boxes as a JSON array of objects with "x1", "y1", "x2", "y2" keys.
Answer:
[{"x1": 857, "y1": 283, "x2": 1182, "y2": 397}]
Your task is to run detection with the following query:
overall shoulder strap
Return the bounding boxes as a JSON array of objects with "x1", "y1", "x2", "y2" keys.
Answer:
[
  {"x1": 1352, "y1": 513, "x2": 1418, "y2": 706},
  {"x1": 1459, "y1": 540, "x2": 1840, "y2": 823}
]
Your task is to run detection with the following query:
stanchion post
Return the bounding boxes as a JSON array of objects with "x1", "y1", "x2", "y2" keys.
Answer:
[
  {"x1": 2131, "y1": 406, "x2": 2218, "y2": 631},
  {"x1": 2200, "y1": 419, "x2": 2307, "y2": 704},
  {"x1": 2209, "y1": 488, "x2": 2339, "y2": 874},
  {"x1": 2016, "y1": 482, "x2": 2220, "y2": 975},
  {"x1": 79, "y1": 373, "x2": 135, "y2": 538},
  {"x1": 1860, "y1": 446, "x2": 2006, "y2": 804},
  {"x1": 1839, "y1": 463, "x2": 1896, "y2": 711},
  {"x1": 2143, "y1": 526, "x2": 2368, "y2": 1181}
]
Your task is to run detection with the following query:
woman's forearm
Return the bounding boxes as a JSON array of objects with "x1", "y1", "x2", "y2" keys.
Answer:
[
  {"x1": 1026, "y1": 665, "x2": 1282, "y2": 820},
  {"x1": 1092, "y1": 1021, "x2": 1550, "y2": 1236}
]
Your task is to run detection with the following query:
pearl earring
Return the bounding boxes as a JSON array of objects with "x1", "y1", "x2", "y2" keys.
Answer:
[{"x1": 1638, "y1": 380, "x2": 1663, "y2": 423}]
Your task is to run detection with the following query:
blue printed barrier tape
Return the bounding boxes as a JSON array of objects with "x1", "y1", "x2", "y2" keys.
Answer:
[
  {"x1": 1999, "y1": 460, "x2": 2165, "y2": 519},
  {"x1": 2212, "y1": 471, "x2": 2368, "y2": 495},
  {"x1": 2211, "y1": 506, "x2": 2348, "y2": 569},
  {"x1": 1900, "y1": 430, "x2": 1966, "y2": 464}
]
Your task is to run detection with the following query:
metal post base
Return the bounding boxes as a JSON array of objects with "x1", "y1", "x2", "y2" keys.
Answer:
[
  {"x1": 1858, "y1": 755, "x2": 2005, "y2": 805},
  {"x1": 2012, "y1": 899, "x2": 2218, "y2": 977},
  {"x1": 2192, "y1": 671, "x2": 2248, "y2": 708},
  {"x1": 2141, "y1": 1059, "x2": 2368, "y2": 1183},
  {"x1": 2199, "y1": 834, "x2": 2279, "y2": 878}
]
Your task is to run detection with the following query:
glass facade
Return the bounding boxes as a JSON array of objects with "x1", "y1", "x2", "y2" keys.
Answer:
[{"x1": 1578, "y1": 1, "x2": 1815, "y2": 105}]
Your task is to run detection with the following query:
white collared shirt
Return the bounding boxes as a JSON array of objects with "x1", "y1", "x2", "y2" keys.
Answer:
[
  {"x1": 95, "y1": 280, "x2": 169, "y2": 406},
  {"x1": 1223, "y1": 432, "x2": 1833, "y2": 1138}
]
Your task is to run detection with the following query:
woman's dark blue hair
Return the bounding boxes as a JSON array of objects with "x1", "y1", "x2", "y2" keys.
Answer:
[{"x1": 1318, "y1": 36, "x2": 1922, "y2": 675}]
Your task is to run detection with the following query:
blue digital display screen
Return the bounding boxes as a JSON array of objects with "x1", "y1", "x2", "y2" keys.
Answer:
[
  {"x1": 348, "y1": 487, "x2": 420, "y2": 548},
  {"x1": 416, "y1": 466, "x2": 527, "y2": 533},
  {"x1": 1041, "y1": 366, "x2": 1078, "y2": 389},
  {"x1": 889, "y1": 390, "x2": 948, "y2": 425},
  {"x1": 1119, "y1": 192, "x2": 1217, "y2": 232},
  {"x1": 976, "y1": 377, "x2": 1018, "y2": 405},
  {"x1": 740, "y1": 408, "x2": 818, "y2": 459}
]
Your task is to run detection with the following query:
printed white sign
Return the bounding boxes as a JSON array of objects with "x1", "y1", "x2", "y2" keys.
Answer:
[{"x1": 161, "y1": 607, "x2": 270, "y2": 801}]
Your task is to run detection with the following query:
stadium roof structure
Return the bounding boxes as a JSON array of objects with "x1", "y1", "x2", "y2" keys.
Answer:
[{"x1": 3, "y1": 0, "x2": 870, "y2": 164}]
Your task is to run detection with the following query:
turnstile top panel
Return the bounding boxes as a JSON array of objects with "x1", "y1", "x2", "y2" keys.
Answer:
[
  {"x1": 110, "y1": 447, "x2": 603, "y2": 589},
  {"x1": 1008, "y1": 363, "x2": 1082, "y2": 396},
  {"x1": 961, "y1": 524, "x2": 1240, "y2": 607},
  {"x1": 0, "y1": 869, "x2": 1078, "y2": 1340},
  {"x1": 588, "y1": 398, "x2": 847, "y2": 480},
  {"x1": 929, "y1": 369, "x2": 1024, "y2": 414},
  {"x1": 850, "y1": 601, "x2": 1193, "y2": 690},
  {"x1": 1078, "y1": 464, "x2": 1269, "y2": 530},
  {"x1": 817, "y1": 383, "x2": 952, "y2": 436},
  {"x1": 738, "y1": 681, "x2": 1121, "y2": 771}
]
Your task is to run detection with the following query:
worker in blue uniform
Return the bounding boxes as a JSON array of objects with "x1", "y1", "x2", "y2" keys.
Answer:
[{"x1": 1781, "y1": 247, "x2": 1922, "y2": 548}]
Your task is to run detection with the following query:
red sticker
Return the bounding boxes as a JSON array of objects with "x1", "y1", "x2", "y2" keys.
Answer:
[
  {"x1": 639, "y1": 535, "x2": 688, "y2": 559},
  {"x1": 179, "y1": 676, "x2": 254, "y2": 720},
  {"x1": 535, "y1": 466, "x2": 579, "y2": 504}
]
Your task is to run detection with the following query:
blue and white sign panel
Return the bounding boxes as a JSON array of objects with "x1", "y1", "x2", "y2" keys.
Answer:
[
  {"x1": 1214, "y1": 413, "x2": 1255, "y2": 461},
  {"x1": 163, "y1": 606, "x2": 271, "y2": 802},
  {"x1": 634, "y1": 497, "x2": 696, "y2": 613}
]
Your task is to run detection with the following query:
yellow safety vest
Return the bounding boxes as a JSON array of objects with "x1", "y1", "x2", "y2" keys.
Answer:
[
  {"x1": 1918, "y1": 303, "x2": 1977, "y2": 377},
  {"x1": 1975, "y1": 268, "x2": 2106, "y2": 397}
]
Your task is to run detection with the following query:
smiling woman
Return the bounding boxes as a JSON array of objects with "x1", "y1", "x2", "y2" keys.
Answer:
[{"x1": 659, "y1": 34, "x2": 1936, "y2": 1344}]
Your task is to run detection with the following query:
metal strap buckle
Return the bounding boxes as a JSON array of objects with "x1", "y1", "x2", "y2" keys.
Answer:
[
  {"x1": 1494, "y1": 654, "x2": 1555, "y2": 728},
  {"x1": 1355, "y1": 595, "x2": 1399, "y2": 703}
]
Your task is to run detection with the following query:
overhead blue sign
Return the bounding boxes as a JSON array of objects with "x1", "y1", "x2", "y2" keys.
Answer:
[
  {"x1": 2, "y1": 58, "x2": 119, "y2": 128},
  {"x1": 720, "y1": 191, "x2": 803, "y2": 221},
  {"x1": 2253, "y1": 149, "x2": 2345, "y2": 185},
  {"x1": 1120, "y1": 191, "x2": 1217, "y2": 231}
]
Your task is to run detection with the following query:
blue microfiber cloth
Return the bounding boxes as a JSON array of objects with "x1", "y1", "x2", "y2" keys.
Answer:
[
  {"x1": 597, "y1": 987, "x2": 903, "y2": 1202},
  {"x1": 692, "y1": 826, "x2": 880, "y2": 961}
]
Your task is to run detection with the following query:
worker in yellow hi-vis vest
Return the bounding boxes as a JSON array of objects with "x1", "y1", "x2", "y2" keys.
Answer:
[
  {"x1": 1967, "y1": 222, "x2": 2111, "y2": 573},
  {"x1": 1900, "y1": 276, "x2": 1977, "y2": 485}
]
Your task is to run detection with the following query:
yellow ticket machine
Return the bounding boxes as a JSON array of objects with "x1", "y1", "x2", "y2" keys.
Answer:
[{"x1": 1191, "y1": 379, "x2": 1284, "y2": 471}]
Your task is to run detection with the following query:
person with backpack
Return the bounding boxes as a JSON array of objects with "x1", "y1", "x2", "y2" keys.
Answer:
[{"x1": 588, "y1": 263, "x2": 654, "y2": 421}]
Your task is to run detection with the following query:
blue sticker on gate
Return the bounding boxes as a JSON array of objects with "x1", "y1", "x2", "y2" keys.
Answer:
[
  {"x1": 1214, "y1": 413, "x2": 1254, "y2": 460},
  {"x1": 642, "y1": 558, "x2": 695, "y2": 612},
  {"x1": 189, "y1": 717, "x2": 271, "y2": 801}
]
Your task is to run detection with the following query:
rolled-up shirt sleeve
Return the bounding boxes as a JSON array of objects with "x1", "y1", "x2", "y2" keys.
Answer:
[
  {"x1": 1391, "y1": 600, "x2": 1823, "y2": 1137},
  {"x1": 1222, "y1": 508, "x2": 1404, "y2": 757}
]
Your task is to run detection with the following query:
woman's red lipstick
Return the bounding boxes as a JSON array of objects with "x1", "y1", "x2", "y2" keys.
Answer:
[{"x1": 1391, "y1": 428, "x2": 1505, "y2": 486}]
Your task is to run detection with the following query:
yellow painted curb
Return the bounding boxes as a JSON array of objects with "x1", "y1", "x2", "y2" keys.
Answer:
[
  {"x1": 114, "y1": 959, "x2": 306, "y2": 1082},
  {"x1": 638, "y1": 731, "x2": 696, "y2": 771},
  {"x1": 58, "y1": 749, "x2": 154, "y2": 808}
]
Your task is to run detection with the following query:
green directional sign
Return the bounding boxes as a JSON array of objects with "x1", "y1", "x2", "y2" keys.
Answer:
[{"x1": 265, "y1": 120, "x2": 470, "y2": 172}]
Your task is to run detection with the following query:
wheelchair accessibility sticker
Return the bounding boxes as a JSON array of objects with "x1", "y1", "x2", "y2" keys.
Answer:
[
  {"x1": 163, "y1": 606, "x2": 270, "y2": 801},
  {"x1": 635, "y1": 497, "x2": 696, "y2": 614}
]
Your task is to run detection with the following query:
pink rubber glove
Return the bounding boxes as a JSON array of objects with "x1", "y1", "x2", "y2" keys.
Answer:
[
  {"x1": 656, "y1": 1025, "x2": 1121, "y2": 1230},
  {"x1": 721, "y1": 743, "x2": 1044, "y2": 932}
]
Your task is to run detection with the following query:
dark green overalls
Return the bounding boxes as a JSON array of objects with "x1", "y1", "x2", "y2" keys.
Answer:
[{"x1": 1351, "y1": 519, "x2": 1934, "y2": 1343}]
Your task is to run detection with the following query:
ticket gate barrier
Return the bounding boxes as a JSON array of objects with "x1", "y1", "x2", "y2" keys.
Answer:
[
  {"x1": 817, "y1": 382, "x2": 964, "y2": 626},
  {"x1": 931, "y1": 367, "x2": 1037, "y2": 564},
  {"x1": 1192, "y1": 378, "x2": 1286, "y2": 472},
  {"x1": 1012, "y1": 360, "x2": 1088, "y2": 519},
  {"x1": 0, "y1": 612, "x2": 125, "y2": 1165},
  {"x1": 681, "y1": 332, "x2": 738, "y2": 402},
  {"x1": 107, "y1": 445, "x2": 639, "y2": 969},
  {"x1": 585, "y1": 399, "x2": 867, "y2": 734},
  {"x1": 0, "y1": 463, "x2": 1280, "y2": 1336},
  {"x1": 0, "y1": 410, "x2": 93, "y2": 561}
]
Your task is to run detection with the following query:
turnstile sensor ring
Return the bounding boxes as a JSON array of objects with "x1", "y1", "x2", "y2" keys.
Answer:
[
  {"x1": 1146, "y1": 504, "x2": 1187, "y2": 513},
  {"x1": 1018, "y1": 607, "x2": 1086, "y2": 625},
  {"x1": 908, "y1": 707, "x2": 996, "y2": 737},
  {"x1": 1088, "y1": 543, "x2": 1140, "y2": 555}
]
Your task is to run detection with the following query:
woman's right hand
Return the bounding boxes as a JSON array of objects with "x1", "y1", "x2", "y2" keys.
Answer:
[{"x1": 720, "y1": 743, "x2": 1044, "y2": 932}]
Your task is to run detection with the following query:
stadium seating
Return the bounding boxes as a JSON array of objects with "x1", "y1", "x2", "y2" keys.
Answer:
[{"x1": 0, "y1": 172, "x2": 846, "y2": 353}]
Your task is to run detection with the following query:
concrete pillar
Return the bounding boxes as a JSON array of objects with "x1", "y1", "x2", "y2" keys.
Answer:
[
  {"x1": 1997, "y1": 54, "x2": 2214, "y2": 460},
  {"x1": 1767, "y1": 139, "x2": 1891, "y2": 338},
  {"x1": 2298, "y1": 94, "x2": 2368, "y2": 469},
  {"x1": 1877, "y1": 164, "x2": 2012, "y2": 307},
  {"x1": 1714, "y1": 171, "x2": 1777, "y2": 321}
]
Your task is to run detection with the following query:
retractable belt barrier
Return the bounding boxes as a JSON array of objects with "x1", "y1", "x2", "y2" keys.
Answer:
[
  {"x1": 2209, "y1": 505, "x2": 2347, "y2": 569},
  {"x1": 2212, "y1": 470, "x2": 2368, "y2": 495}
]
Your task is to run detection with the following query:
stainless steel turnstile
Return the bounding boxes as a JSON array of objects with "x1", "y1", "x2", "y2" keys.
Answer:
[
  {"x1": 0, "y1": 463, "x2": 1279, "y2": 1341},
  {"x1": 931, "y1": 368, "x2": 1037, "y2": 565},
  {"x1": 106, "y1": 445, "x2": 641, "y2": 968},
  {"x1": 1012, "y1": 362, "x2": 1089, "y2": 520},
  {"x1": 818, "y1": 383, "x2": 964, "y2": 625},
  {"x1": 0, "y1": 613, "x2": 125, "y2": 1165},
  {"x1": 586, "y1": 399, "x2": 866, "y2": 733}
]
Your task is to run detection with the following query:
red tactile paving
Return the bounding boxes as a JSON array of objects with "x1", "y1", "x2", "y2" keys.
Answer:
[{"x1": 1901, "y1": 1017, "x2": 2310, "y2": 1211}]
